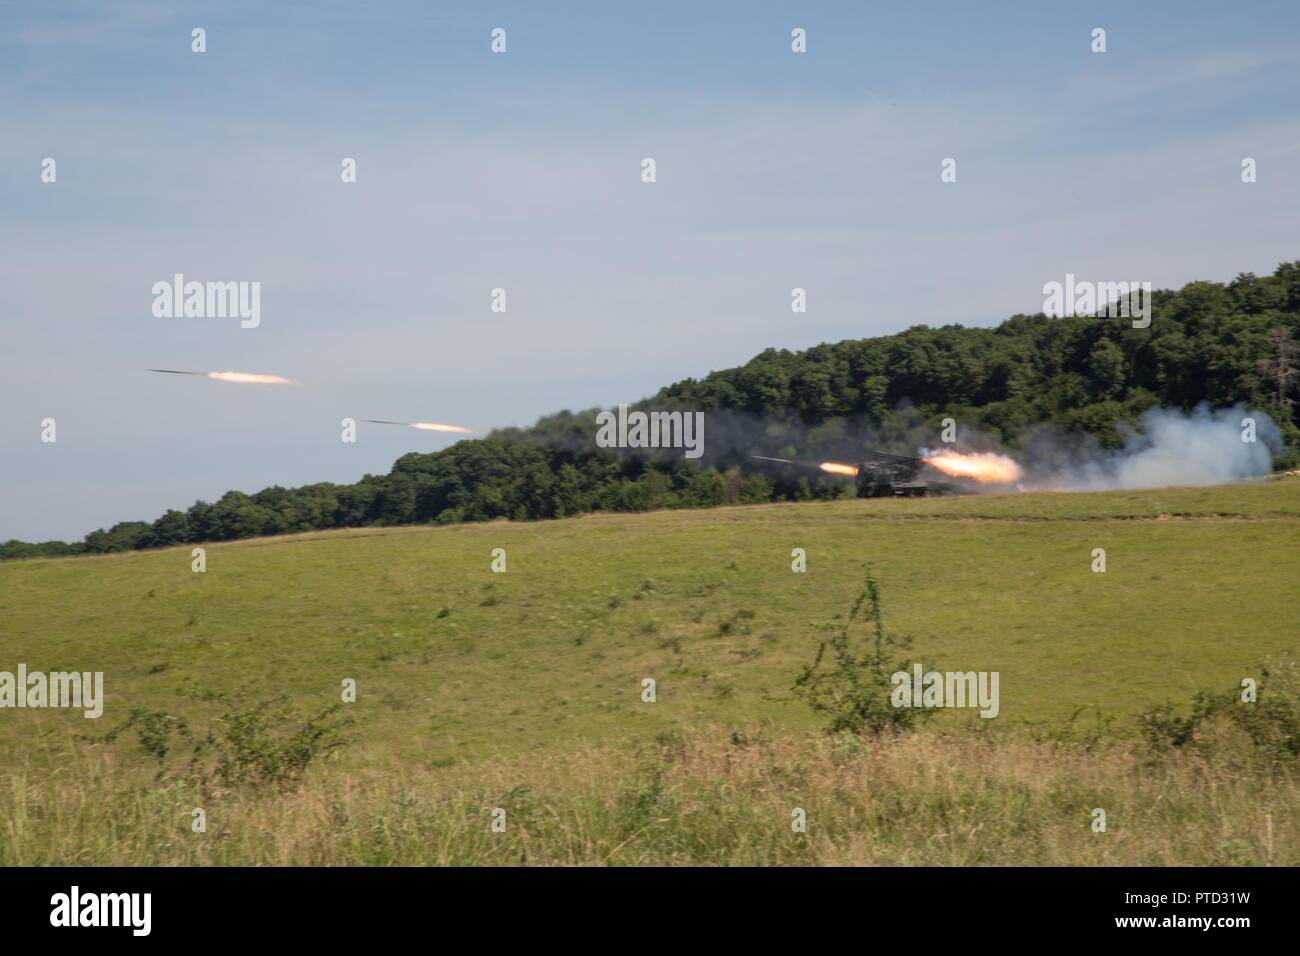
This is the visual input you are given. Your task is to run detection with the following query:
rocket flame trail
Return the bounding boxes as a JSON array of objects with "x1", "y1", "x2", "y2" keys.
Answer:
[
  {"x1": 819, "y1": 461, "x2": 860, "y2": 477},
  {"x1": 147, "y1": 369, "x2": 295, "y2": 384},
  {"x1": 410, "y1": 422, "x2": 472, "y2": 433},
  {"x1": 922, "y1": 450, "x2": 1022, "y2": 483},
  {"x1": 365, "y1": 420, "x2": 473, "y2": 434},
  {"x1": 207, "y1": 371, "x2": 295, "y2": 385}
]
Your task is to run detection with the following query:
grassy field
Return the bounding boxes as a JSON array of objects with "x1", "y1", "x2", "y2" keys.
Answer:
[
  {"x1": 2, "y1": 479, "x2": 1298, "y2": 864},
  {"x1": 4, "y1": 731, "x2": 1297, "y2": 865}
]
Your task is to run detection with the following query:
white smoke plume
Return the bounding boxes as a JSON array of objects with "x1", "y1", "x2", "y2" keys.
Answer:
[{"x1": 1025, "y1": 404, "x2": 1282, "y2": 492}]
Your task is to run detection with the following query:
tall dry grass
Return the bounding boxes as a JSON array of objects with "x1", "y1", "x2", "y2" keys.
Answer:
[{"x1": 3, "y1": 727, "x2": 1294, "y2": 866}]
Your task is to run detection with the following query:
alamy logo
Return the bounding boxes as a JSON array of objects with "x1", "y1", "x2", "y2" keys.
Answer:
[
  {"x1": 0, "y1": 665, "x2": 103, "y2": 718},
  {"x1": 1042, "y1": 273, "x2": 1152, "y2": 329},
  {"x1": 890, "y1": 664, "x2": 1000, "y2": 718},
  {"x1": 50, "y1": 886, "x2": 151, "y2": 936},
  {"x1": 152, "y1": 273, "x2": 261, "y2": 328},
  {"x1": 595, "y1": 404, "x2": 704, "y2": 459}
]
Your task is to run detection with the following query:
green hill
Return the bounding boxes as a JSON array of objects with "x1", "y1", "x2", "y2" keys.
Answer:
[
  {"x1": 6, "y1": 263, "x2": 1300, "y2": 563},
  {"x1": 5, "y1": 479, "x2": 1298, "y2": 759},
  {"x1": 3, "y1": 479, "x2": 1298, "y2": 864}
]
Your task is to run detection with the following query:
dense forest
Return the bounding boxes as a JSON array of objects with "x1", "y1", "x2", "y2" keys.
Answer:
[{"x1": 5, "y1": 263, "x2": 1299, "y2": 561}]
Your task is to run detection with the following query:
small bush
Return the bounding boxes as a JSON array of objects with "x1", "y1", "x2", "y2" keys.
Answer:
[
  {"x1": 1138, "y1": 660, "x2": 1300, "y2": 772},
  {"x1": 100, "y1": 698, "x2": 351, "y2": 792},
  {"x1": 212, "y1": 699, "x2": 351, "y2": 790},
  {"x1": 793, "y1": 569, "x2": 929, "y2": 736}
]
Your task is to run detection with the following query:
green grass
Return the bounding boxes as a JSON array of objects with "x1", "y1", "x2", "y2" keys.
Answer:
[
  {"x1": 3, "y1": 480, "x2": 1300, "y2": 864},
  {"x1": 2, "y1": 479, "x2": 1297, "y2": 772}
]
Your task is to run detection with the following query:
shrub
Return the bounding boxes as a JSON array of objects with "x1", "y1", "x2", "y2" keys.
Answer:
[
  {"x1": 793, "y1": 569, "x2": 929, "y2": 736},
  {"x1": 1138, "y1": 659, "x2": 1300, "y2": 771},
  {"x1": 99, "y1": 698, "x2": 351, "y2": 792}
]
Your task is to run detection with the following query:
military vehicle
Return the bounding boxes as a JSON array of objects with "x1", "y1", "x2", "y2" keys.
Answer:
[{"x1": 750, "y1": 450, "x2": 963, "y2": 498}]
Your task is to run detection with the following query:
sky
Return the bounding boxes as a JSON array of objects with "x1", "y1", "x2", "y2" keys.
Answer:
[{"x1": 3, "y1": 0, "x2": 1300, "y2": 542}]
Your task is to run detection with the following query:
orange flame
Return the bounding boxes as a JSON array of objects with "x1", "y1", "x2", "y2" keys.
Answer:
[
  {"x1": 819, "y1": 461, "x2": 860, "y2": 477},
  {"x1": 207, "y1": 371, "x2": 296, "y2": 385},
  {"x1": 409, "y1": 422, "x2": 473, "y2": 434},
  {"x1": 923, "y1": 451, "x2": 1022, "y2": 483}
]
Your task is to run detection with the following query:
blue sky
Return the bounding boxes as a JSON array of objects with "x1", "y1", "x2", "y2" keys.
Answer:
[{"x1": 3, "y1": 1, "x2": 1300, "y2": 541}]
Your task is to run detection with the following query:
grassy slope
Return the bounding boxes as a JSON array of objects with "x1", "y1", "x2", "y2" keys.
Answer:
[{"x1": 2, "y1": 480, "x2": 1298, "y2": 771}]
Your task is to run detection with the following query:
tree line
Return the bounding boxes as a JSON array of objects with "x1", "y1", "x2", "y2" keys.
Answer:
[{"x1": 5, "y1": 263, "x2": 1299, "y2": 561}]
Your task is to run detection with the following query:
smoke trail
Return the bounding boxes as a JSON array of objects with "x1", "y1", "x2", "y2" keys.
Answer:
[
  {"x1": 494, "y1": 398, "x2": 1281, "y2": 495},
  {"x1": 1026, "y1": 404, "x2": 1281, "y2": 491}
]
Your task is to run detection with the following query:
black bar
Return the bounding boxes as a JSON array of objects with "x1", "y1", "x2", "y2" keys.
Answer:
[{"x1": 0, "y1": 866, "x2": 1287, "y2": 942}]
